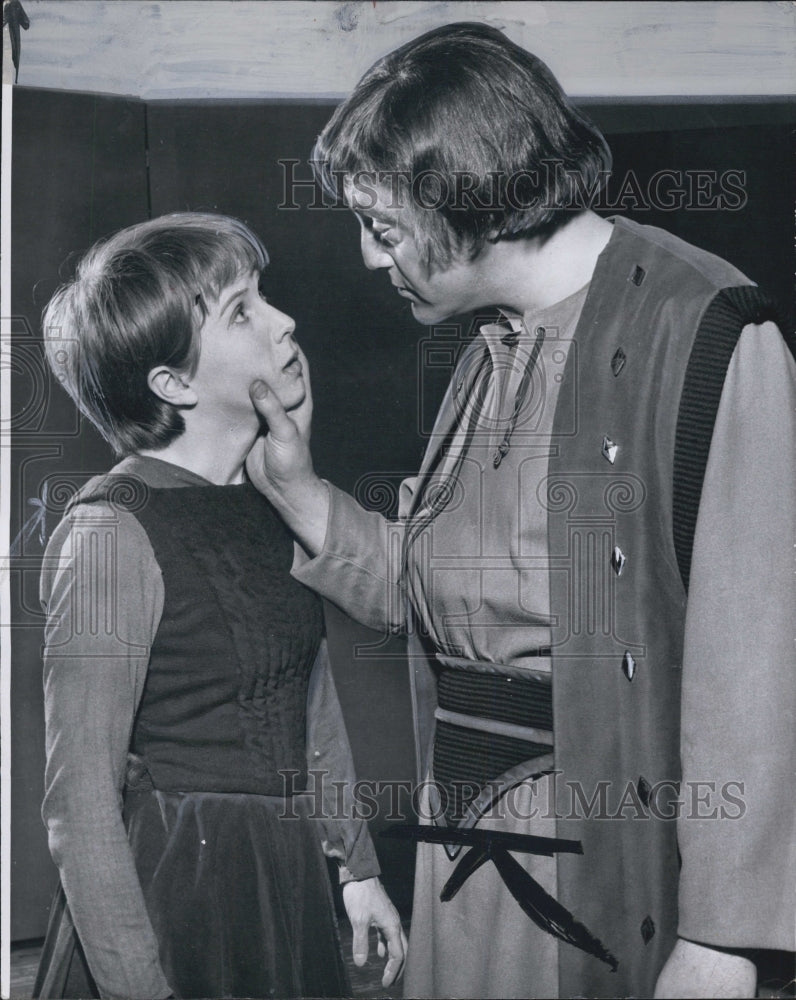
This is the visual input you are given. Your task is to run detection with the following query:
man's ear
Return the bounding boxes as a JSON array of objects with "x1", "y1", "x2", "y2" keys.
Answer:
[{"x1": 147, "y1": 366, "x2": 198, "y2": 407}]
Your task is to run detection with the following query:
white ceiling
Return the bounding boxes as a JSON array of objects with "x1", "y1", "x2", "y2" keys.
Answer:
[{"x1": 3, "y1": 1, "x2": 794, "y2": 100}]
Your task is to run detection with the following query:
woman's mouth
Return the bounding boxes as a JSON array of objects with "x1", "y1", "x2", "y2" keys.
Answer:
[{"x1": 283, "y1": 355, "x2": 303, "y2": 376}]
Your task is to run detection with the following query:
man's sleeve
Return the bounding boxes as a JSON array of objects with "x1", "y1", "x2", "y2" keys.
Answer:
[
  {"x1": 40, "y1": 503, "x2": 173, "y2": 999},
  {"x1": 292, "y1": 481, "x2": 411, "y2": 634},
  {"x1": 304, "y1": 638, "x2": 381, "y2": 882},
  {"x1": 677, "y1": 321, "x2": 796, "y2": 949}
]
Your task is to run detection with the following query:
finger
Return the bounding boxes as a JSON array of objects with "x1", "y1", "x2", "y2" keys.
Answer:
[
  {"x1": 295, "y1": 345, "x2": 311, "y2": 398},
  {"x1": 289, "y1": 346, "x2": 313, "y2": 438},
  {"x1": 351, "y1": 921, "x2": 369, "y2": 968},
  {"x1": 381, "y1": 924, "x2": 408, "y2": 987},
  {"x1": 244, "y1": 436, "x2": 270, "y2": 490},
  {"x1": 377, "y1": 933, "x2": 386, "y2": 959},
  {"x1": 249, "y1": 379, "x2": 297, "y2": 441}
]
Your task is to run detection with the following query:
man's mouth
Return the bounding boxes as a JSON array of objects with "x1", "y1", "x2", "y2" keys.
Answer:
[{"x1": 395, "y1": 283, "x2": 429, "y2": 304}]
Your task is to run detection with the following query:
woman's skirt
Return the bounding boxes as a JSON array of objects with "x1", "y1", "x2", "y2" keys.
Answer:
[{"x1": 34, "y1": 789, "x2": 350, "y2": 999}]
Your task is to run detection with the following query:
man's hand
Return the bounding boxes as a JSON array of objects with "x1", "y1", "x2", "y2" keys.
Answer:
[
  {"x1": 342, "y1": 877, "x2": 407, "y2": 988},
  {"x1": 247, "y1": 358, "x2": 329, "y2": 555},
  {"x1": 654, "y1": 938, "x2": 757, "y2": 998},
  {"x1": 247, "y1": 343, "x2": 314, "y2": 493}
]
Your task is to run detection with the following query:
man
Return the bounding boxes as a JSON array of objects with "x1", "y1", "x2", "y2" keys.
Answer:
[{"x1": 247, "y1": 22, "x2": 795, "y2": 999}]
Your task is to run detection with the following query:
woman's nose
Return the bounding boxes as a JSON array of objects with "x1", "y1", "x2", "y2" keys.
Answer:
[
  {"x1": 270, "y1": 306, "x2": 296, "y2": 340},
  {"x1": 360, "y1": 229, "x2": 393, "y2": 271}
]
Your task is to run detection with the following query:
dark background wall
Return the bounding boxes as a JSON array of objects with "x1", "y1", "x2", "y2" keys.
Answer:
[
  {"x1": 10, "y1": 89, "x2": 150, "y2": 942},
  {"x1": 10, "y1": 87, "x2": 794, "y2": 940}
]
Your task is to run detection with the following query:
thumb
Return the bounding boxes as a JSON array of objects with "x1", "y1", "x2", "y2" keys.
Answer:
[
  {"x1": 249, "y1": 379, "x2": 296, "y2": 441},
  {"x1": 351, "y1": 920, "x2": 369, "y2": 968}
]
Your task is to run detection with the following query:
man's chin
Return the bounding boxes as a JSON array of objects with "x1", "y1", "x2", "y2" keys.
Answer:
[{"x1": 409, "y1": 299, "x2": 451, "y2": 325}]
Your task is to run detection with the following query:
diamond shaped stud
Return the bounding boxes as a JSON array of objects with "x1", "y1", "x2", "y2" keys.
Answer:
[
  {"x1": 622, "y1": 651, "x2": 636, "y2": 681},
  {"x1": 602, "y1": 436, "x2": 618, "y2": 464},
  {"x1": 610, "y1": 348, "x2": 626, "y2": 376},
  {"x1": 611, "y1": 546, "x2": 626, "y2": 576}
]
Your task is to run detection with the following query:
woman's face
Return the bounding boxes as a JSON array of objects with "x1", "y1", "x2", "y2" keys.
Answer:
[
  {"x1": 188, "y1": 269, "x2": 305, "y2": 426},
  {"x1": 346, "y1": 180, "x2": 496, "y2": 325}
]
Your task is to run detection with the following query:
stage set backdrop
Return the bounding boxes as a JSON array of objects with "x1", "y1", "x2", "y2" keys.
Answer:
[{"x1": 2, "y1": 0, "x2": 794, "y2": 945}]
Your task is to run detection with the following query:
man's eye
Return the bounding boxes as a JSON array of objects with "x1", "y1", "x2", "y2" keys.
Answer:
[
  {"x1": 232, "y1": 304, "x2": 248, "y2": 323},
  {"x1": 373, "y1": 227, "x2": 396, "y2": 246},
  {"x1": 358, "y1": 213, "x2": 397, "y2": 247}
]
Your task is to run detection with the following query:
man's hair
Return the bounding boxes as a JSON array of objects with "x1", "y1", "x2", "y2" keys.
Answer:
[
  {"x1": 313, "y1": 22, "x2": 612, "y2": 266},
  {"x1": 42, "y1": 212, "x2": 268, "y2": 455}
]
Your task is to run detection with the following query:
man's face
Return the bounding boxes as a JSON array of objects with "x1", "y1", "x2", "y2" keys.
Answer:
[{"x1": 346, "y1": 180, "x2": 495, "y2": 325}]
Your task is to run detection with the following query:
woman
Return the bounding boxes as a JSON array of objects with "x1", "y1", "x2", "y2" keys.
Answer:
[
  {"x1": 245, "y1": 22, "x2": 796, "y2": 1000},
  {"x1": 33, "y1": 213, "x2": 405, "y2": 999}
]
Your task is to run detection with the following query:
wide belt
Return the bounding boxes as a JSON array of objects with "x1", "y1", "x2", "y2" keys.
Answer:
[
  {"x1": 392, "y1": 656, "x2": 618, "y2": 972},
  {"x1": 432, "y1": 661, "x2": 554, "y2": 826}
]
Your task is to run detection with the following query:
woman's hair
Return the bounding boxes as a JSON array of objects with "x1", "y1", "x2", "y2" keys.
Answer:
[
  {"x1": 313, "y1": 22, "x2": 612, "y2": 266},
  {"x1": 42, "y1": 212, "x2": 268, "y2": 455}
]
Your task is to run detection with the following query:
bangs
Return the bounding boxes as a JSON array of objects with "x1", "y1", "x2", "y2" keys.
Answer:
[
  {"x1": 189, "y1": 219, "x2": 269, "y2": 301},
  {"x1": 153, "y1": 219, "x2": 269, "y2": 317}
]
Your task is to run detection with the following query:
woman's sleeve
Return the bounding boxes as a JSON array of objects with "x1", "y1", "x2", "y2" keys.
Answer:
[
  {"x1": 304, "y1": 639, "x2": 381, "y2": 882},
  {"x1": 40, "y1": 502, "x2": 173, "y2": 999},
  {"x1": 291, "y1": 483, "x2": 411, "y2": 634},
  {"x1": 677, "y1": 321, "x2": 796, "y2": 950}
]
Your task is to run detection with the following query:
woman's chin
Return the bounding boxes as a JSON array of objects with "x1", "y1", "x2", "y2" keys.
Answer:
[{"x1": 281, "y1": 384, "x2": 307, "y2": 412}]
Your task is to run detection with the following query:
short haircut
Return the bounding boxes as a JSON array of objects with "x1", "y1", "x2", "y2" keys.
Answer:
[
  {"x1": 313, "y1": 22, "x2": 612, "y2": 266},
  {"x1": 42, "y1": 212, "x2": 268, "y2": 455}
]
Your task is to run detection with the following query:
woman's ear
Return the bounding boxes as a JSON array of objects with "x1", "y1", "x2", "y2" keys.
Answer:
[{"x1": 147, "y1": 366, "x2": 198, "y2": 407}]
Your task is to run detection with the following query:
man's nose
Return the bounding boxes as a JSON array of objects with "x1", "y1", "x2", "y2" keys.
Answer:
[{"x1": 360, "y1": 229, "x2": 393, "y2": 271}]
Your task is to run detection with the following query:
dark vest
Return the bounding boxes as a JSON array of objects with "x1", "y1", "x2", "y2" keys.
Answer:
[
  {"x1": 72, "y1": 479, "x2": 323, "y2": 796},
  {"x1": 549, "y1": 217, "x2": 756, "y2": 997}
]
